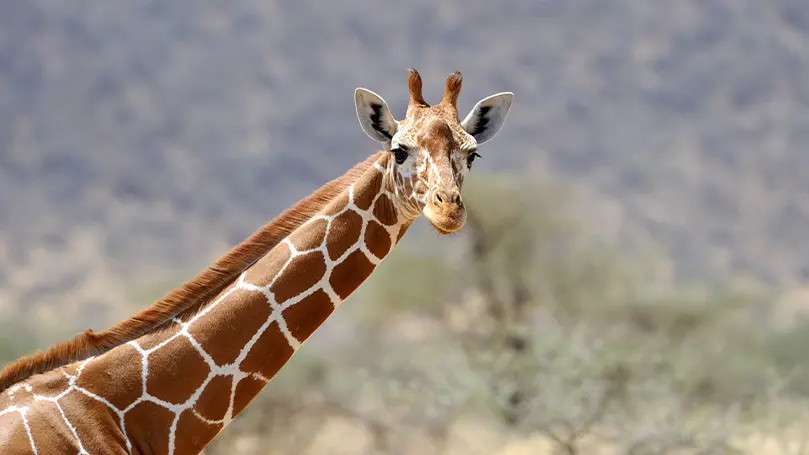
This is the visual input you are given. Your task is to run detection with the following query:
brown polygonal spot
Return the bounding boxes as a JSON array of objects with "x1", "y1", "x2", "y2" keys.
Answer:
[
  {"x1": 173, "y1": 409, "x2": 222, "y2": 454},
  {"x1": 364, "y1": 220, "x2": 392, "y2": 259},
  {"x1": 61, "y1": 362, "x2": 82, "y2": 378},
  {"x1": 353, "y1": 171, "x2": 382, "y2": 211},
  {"x1": 329, "y1": 250, "x2": 376, "y2": 300},
  {"x1": 288, "y1": 218, "x2": 328, "y2": 251},
  {"x1": 325, "y1": 210, "x2": 363, "y2": 260},
  {"x1": 25, "y1": 400, "x2": 83, "y2": 453},
  {"x1": 75, "y1": 343, "x2": 143, "y2": 410},
  {"x1": 0, "y1": 411, "x2": 42, "y2": 453},
  {"x1": 4, "y1": 384, "x2": 34, "y2": 403},
  {"x1": 239, "y1": 321, "x2": 294, "y2": 380},
  {"x1": 373, "y1": 194, "x2": 398, "y2": 226},
  {"x1": 60, "y1": 388, "x2": 129, "y2": 450},
  {"x1": 123, "y1": 400, "x2": 175, "y2": 452},
  {"x1": 135, "y1": 323, "x2": 182, "y2": 351},
  {"x1": 187, "y1": 287, "x2": 272, "y2": 366},
  {"x1": 194, "y1": 375, "x2": 232, "y2": 422},
  {"x1": 322, "y1": 192, "x2": 349, "y2": 216},
  {"x1": 270, "y1": 250, "x2": 326, "y2": 303},
  {"x1": 146, "y1": 336, "x2": 210, "y2": 405},
  {"x1": 282, "y1": 289, "x2": 334, "y2": 342},
  {"x1": 243, "y1": 241, "x2": 291, "y2": 287},
  {"x1": 25, "y1": 368, "x2": 70, "y2": 398},
  {"x1": 232, "y1": 375, "x2": 267, "y2": 417}
]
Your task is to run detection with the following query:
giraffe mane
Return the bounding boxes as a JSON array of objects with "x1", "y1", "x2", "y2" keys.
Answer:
[{"x1": 0, "y1": 151, "x2": 385, "y2": 392}]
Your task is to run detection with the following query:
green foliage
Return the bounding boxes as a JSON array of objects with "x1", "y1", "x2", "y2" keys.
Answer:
[
  {"x1": 368, "y1": 175, "x2": 797, "y2": 449},
  {"x1": 359, "y1": 251, "x2": 459, "y2": 323},
  {"x1": 195, "y1": 174, "x2": 806, "y2": 454},
  {"x1": 761, "y1": 320, "x2": 809, "y2": 395}
]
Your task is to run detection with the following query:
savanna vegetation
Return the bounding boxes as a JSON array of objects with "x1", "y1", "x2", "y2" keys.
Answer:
[
  {"x1": 3, "y1": 3, "x2": 809, "y2": 453},
  {"x1": 2, "y1": 173, "x2": 808, "y2": 454},
  {"x1": 183, "y1": 174, "x2": 809, "y2": 454}
]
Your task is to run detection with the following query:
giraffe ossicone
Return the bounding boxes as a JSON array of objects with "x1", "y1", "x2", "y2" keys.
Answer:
[{"x1": 0, "y1": 68, "x2": 513, "y2": 454}]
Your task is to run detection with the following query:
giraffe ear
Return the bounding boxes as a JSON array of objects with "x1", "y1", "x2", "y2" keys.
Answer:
[
  {"x1": 461, "y1": 92, "x2": 514, "y2": 145},
  {"x1": 355, "y1": 88, "x2": 398, "y2": 143}
]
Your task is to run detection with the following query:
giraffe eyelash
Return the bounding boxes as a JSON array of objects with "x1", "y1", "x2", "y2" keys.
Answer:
[{"x1": 466, "y1": 151, "x2": 481, "y2": 168}]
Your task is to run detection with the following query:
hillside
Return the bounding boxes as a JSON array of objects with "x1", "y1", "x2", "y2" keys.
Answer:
[{"x1": 1, "y1": 0, "x2": 809, "y2": 338}]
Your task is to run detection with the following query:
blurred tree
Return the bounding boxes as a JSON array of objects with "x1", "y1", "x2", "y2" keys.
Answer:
[{"x1": 171, "y1": 174, "x2": 803, "y2": 454}]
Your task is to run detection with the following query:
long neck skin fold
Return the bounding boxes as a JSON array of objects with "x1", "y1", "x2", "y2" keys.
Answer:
[{"x1": 0, "y1": 152, "x2": 411, "y2": 455}]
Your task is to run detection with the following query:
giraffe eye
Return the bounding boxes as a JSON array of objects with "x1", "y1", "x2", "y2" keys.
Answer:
[
  {"x1": 391, "y1": 147, "x2": 408, "y2": 165},
  {"x1": 467, "y1": 151, "x2": 481, "y2": 169}
]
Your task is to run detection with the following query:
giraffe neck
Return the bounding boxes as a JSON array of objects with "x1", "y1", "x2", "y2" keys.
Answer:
[{"x1": 0, "y1": 153, "x2": 411, "y2": 454}]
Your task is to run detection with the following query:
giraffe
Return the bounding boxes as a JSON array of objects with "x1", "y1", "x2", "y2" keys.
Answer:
[{"x1": 0, "y1": 69, "x2": 513, "y2": 454}]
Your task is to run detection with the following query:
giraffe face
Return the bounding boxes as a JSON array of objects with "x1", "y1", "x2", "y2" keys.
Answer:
[
  {"x1": 386, "y1": 114, "x2": 476, "y2": 234},
  {"x1": 354, "y1": 69, "x2": 513, "y2": 234}
]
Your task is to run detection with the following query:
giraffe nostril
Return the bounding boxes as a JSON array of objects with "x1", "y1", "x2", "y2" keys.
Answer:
[
  {"x1": 434, "y1": 190, "x2": 462, "y2": 208},
  {"x1": 434, "y1": 190, "x2": 448, "y2": 205}
]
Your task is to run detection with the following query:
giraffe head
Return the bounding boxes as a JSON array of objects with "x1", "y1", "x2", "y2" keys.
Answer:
[{"x1": 354, "y1": 68, "x2": 513, "y2": 234}]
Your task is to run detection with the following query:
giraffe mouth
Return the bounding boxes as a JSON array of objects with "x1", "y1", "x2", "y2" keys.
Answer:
[
  {"x1": 432, "y1": 224, "x2": 459, "y2": 235},
  {"x1": 423, "y1": 206, "x2": 466, "y2": 235}
]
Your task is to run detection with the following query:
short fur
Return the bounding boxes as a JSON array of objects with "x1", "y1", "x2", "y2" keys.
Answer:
[
  {"x1": 0, "y1": 152, "x2": 385, "y2": 392},
  {"x1": 441, "y1": 71, "x2": 463, "y2": 111},
  {"x1": 407, "y1": 68, "x2": 428, "y2": 107}
]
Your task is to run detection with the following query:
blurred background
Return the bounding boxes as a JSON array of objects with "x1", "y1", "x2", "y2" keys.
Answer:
[{"x1": 2, "y1": 1, "x2": 809, "y2": 453}]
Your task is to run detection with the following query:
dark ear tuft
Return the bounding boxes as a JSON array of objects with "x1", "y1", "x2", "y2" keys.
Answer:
[
  {"x1": 355, "y1": 88, "x2": 398, "y2": 143},
  {"x1": 466, "y1": 105, "x2": 491, "y2": 137},
  {"x1": 369, "y1": 103, "x2": 393, "y2": 140},
  {"x1": 460, "y1": 93, "x2": 513, "y2": 145}
]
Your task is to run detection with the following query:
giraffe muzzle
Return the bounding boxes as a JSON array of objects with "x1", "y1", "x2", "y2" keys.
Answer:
[
  {"x1": 433, "y1": 189, "x2": 463, "y2": 207},
  {"x1": 424, "y1": 187, "x2": 466, "y2": 234}
]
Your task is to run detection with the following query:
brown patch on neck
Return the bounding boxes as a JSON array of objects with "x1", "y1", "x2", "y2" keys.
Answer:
[{"x1": 0, "y1": 151, "x2": 385, "y2": 392}]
